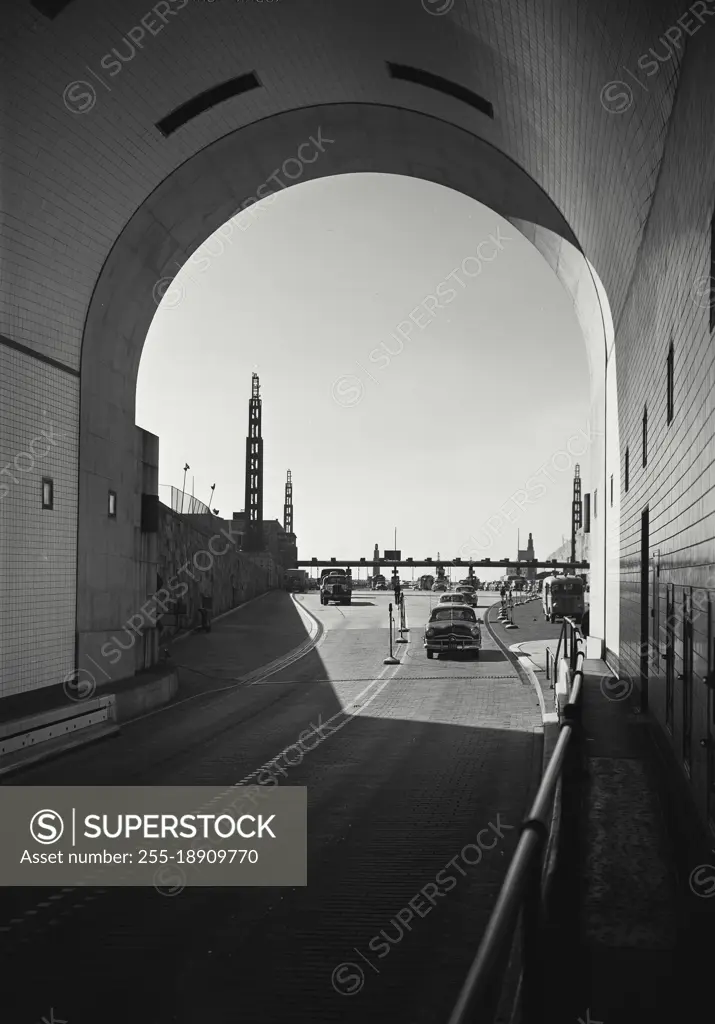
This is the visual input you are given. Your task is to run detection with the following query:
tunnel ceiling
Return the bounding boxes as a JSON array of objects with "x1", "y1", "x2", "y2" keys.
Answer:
[{"x1": 3, "y1": 0, "x2": 685, "y2": 372}]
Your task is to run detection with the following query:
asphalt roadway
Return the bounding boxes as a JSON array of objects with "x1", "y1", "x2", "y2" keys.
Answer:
[{"x1": 1, "y1": 590, "x2": 543, "y2": 1024}]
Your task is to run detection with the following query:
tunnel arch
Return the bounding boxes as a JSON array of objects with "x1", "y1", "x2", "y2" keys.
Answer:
[
  {"x1": 2, "y1": 0, "x2": 689, "y2": 700},
  {"x1": 77, "y1": 101, "x2": 616, "y2": 672},
  {"x1": 5, "y1": 0, "x2": 715, "y2": 845}
]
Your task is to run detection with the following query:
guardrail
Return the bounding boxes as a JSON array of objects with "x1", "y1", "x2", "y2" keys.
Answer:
[{"x1": 447, "y1": 616, "x2": 585, "y2": 1024}]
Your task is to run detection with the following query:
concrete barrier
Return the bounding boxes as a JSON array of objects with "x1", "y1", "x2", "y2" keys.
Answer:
[
  {"x1": 0, "y1": 668, "x2": 178, "y2": 776},
  {"x1": 112, "y1": 670, "x2": 178, "y2": 722},
  {"x1": 0, "y1": 695, "x2": 119, "y2": 776}
]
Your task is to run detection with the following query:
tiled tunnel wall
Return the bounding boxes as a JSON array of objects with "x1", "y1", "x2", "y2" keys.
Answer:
[{"x1": 616, "y1": 23, "x2": 715, "y2": 831}]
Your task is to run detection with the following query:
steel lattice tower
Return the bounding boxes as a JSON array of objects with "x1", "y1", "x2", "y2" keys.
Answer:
[
  {"x1": 243, "y1": 373, "x2": 264, "y2": 550},
  {"x1": 284, "y1": 470, "x2": 293, "y2": 535},
  {"x1": 571, "y1": 464, "x2": 582, "y2": 564}
]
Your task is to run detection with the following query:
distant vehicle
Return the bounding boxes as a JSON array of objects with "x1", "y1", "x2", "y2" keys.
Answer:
[
  {"x1": 438, "y1": 593, "x2": 469, "y2": 606},
  {"x1": 424, "y1": 605, "x2": 482, "y2": 659},
  {"x1": 371, "y1": 574, "x2": 387, "y2": 591},
  {"x1": 320, "y1": 569, "x2": 352, "y2": 606},
  {"x1": 416, "y1": 575, "x2": 435, "y2": 591},
  {"x1": 454, "y1": 585, "x2": 477, "y2": 606},
  {"x1": 542, "y1": 575, "x2": 585, "y2": 623},
  {"x1": 285, "y1": 569, "x2": 309, "y2": 593},
  {"x1": 432, "y1": 581, "x2": 448, "y2": 592}
]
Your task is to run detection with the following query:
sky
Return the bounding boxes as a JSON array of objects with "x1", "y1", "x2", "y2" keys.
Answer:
[{"x1": 136, "y1": 172, "x2": 590, "y2": 580}]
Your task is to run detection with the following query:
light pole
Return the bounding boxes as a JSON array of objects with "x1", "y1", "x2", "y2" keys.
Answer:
[{"x1": 181, "y1": 463, "x2": 190, "y2": 514}]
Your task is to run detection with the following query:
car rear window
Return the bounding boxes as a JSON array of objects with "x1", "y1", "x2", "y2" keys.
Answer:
[{"x1": 431, "y1": 608, "x2": 476, "y2": 621}]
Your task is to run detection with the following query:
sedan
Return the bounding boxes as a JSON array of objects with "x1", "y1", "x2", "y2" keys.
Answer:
[
  {"x1": 454, "y1": 586, "x2": 477, "y2": 606},
  {"x1": 432, "y1": 582, "x2": 448, "y2": 591},
  {"x1": 438, "y1": 593, "x2": 469, "y2": 606},
  {"x1": 424, "y1": 606, "x2": 482, "y2": 658}
]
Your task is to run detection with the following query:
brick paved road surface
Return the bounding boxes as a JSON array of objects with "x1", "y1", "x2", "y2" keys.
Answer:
[{"x1": 1, "y1": 591, "x2": 542, "y2": 1024}]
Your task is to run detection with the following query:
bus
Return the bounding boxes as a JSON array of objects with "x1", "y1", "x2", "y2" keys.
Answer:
[
  {"x1": 285, "y1": 569, "x2": 309, "y2": 592},
  {"x1": 542, "y1": 575, "x2": 585, "y2": 623}
]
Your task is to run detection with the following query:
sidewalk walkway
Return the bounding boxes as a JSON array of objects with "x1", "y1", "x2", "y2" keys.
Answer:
[
  {"x1": 487, "y1": 598, "x2": 715, "y2": 1023},
  {"x1": 163, "y1": 589, "x2": 319, "y2": 696},
  {"x1": 509, "y1": 638, "x2": 560, "y2": 719}
]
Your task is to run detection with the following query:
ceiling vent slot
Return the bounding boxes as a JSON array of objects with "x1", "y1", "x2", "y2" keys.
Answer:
[
  {"x1": 157, "y1": 72, "x2": 262, "y2": 137},
  {"x1": 387, "y1": 63, "x2": 494, "y2": 119}
]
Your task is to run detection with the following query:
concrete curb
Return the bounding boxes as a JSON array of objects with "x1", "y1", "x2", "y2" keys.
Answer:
[
  {"x1": 483, "y1": 602, "x2": 545, "y2": 741},
  {"x1": 501, "y1": 632, "x2": 564, "y2": 906},
  {"x1": 290, "y1": 593, "x2": 322, "y2": 642},
  {"x1": 507, "y1": 641, "x2": 560, "y2": 771},
  {"x1": 483, "y1": 600, "x2": 563, "y2": 1024}
]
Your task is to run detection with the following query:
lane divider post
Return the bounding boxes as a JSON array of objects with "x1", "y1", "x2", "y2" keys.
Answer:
[
  {"x1": 505, "y1": 591, "x2": 518, "y2": 629},
  {"x1": 396, "y1": 593, "x2": 409, "y2": 644},
  {"x1": 384, "y1": 601, "x2": 401, "y2": 664}
]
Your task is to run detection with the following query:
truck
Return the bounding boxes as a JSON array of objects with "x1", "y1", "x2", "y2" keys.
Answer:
[
  {"x1": 371, "y1": 574, "x2": 387, "y2": 591},
  {"x1": 461, "y1": 575, "x2": 481, "y2": 590},
  {"x1": 416, "y1": 574, "x2": 435, "y2": 591},
  {"x1": 320, "y1": 568, "x2": 352, "y2": 606},
  {"x1": 285, "y1": 569, "x2": 309, "y2": 592}
]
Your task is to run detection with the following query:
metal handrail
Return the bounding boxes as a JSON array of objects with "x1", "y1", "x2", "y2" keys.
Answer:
[{"x1": 447, "y1": 617, "x2": 585, "y2": 1024}]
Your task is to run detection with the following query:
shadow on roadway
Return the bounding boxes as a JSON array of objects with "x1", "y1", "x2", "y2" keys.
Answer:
[
  {"x1": 431, "y1": 649, "x2": 509, "y2": 664},
  {"x1": 1, "y1": 589, "x2": 542, "y2": 1024}
]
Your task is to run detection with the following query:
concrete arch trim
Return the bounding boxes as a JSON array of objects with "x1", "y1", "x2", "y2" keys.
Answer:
[
  {"x1": 79, "y1": 100, "x2": 583, "y2": 378},
  {"x1": 76, "y1": 99, "x2": 592, "y2": 668},
  {"x1": 505, "y1": 219, "x2": 617, "y2": 650}
]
